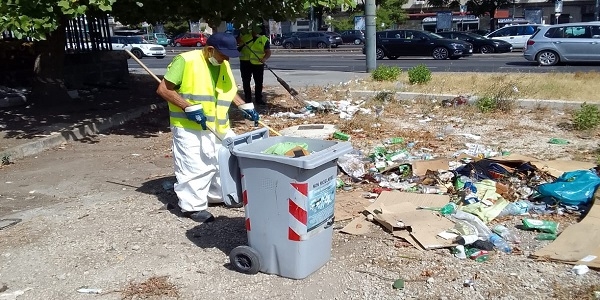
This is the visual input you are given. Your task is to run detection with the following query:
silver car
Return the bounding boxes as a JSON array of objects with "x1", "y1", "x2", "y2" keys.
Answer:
[{"x1": 523, "y1": 21, "x2": 600, "y2": 66}]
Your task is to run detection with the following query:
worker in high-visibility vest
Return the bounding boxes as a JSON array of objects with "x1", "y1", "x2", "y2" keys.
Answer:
[
  {"x1": 156, "y1": 33, "x2": 260, "y2": 223},
  {"x1": 238, "y1": 23, "x2": 271, "y2": 105}
]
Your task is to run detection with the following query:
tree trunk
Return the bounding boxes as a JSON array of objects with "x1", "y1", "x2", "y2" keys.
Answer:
[
  {"x1": 489, "y1": 9, "x2": 497, "y2": 31},
  {"x1": 31, "y1": 16, "x2": 70, "y2": 104}
]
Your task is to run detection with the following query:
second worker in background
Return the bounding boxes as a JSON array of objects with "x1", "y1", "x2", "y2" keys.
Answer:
[{"x1": 238, "y1": 24, "x2": 271, "y2": 106}]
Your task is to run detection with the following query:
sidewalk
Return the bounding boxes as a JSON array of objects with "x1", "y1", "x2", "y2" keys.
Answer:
[{"x1": 0, "y1": 70, "x2": 368, "y2": 162}]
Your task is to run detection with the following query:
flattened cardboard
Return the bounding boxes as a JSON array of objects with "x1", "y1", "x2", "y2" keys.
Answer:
[
  {"x1": 334, "y1": 191, "x2": 373, "y2": 221},
  {"x1": 340, "y1": 215, "x2": 372, "y2": 235},
  {"x1": 531, "y1": 160, "x2": 596, "y2": 178},
  {"x1": 412, "y1": 158, "x2": 450, "y2": 176},
  {"x1": 397, "y1": 210, "x2": 457, "y2": 249},
  {"x1": 532, "y1": 190, "x2": 600, "y2": 269},
  {"x1": 490, "y1": 154, "x2": 595, "y2": 178},
  {"x1": 393, "y1": 230, "x2": 424, "y2": 250},
  {"x1": 365, "y1": 191, "x2": 455, "y2": 249}
]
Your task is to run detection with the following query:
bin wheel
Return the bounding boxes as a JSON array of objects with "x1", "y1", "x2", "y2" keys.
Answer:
[{"x1": 229, "y1": 246, "x2": 261, "y2": 275}]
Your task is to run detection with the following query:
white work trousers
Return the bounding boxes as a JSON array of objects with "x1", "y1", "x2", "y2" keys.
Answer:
[{"x1": 171, "y1": 126, "x2": 235, "y2": 212}]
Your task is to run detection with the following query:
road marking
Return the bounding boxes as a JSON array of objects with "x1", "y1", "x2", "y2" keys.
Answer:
[{"x1": 309, "y1": 65, "x2": 348, "y2": 68}]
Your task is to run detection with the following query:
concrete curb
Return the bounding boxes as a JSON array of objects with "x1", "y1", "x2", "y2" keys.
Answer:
[
  {"x1": 348, "y1": 90, "x2": 589, "y2": 110},
  {"x1": 1, "y1": 102, "x2": 166, "y2": 161}
]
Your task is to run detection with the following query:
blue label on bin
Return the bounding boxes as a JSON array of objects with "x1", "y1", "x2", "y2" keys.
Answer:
[{"x1": 307, "y1": 177, "x2": 336, "y2": 232}]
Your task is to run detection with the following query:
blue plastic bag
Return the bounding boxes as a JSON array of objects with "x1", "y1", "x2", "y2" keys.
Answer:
[{"x1": 536, "y1": 170, "x2": 600, "y2": 206}]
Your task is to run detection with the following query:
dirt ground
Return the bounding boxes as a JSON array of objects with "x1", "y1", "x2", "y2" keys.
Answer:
[{"x1": 1, "y1": 75, "x2": 600, "y2": 299}]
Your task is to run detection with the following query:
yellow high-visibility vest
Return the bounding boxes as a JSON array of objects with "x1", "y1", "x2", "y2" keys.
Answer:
[
  {"x1": 169, "y1": 50, "x2": 238, "y2": 134},
  {"x1": 240, "y1": 35, "x2": 268, "y2": 64}
]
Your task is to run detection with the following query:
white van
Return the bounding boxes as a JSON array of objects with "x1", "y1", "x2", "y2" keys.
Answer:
[{"x1": 486, "y1": 24, "x2": 546, "y2": 49}]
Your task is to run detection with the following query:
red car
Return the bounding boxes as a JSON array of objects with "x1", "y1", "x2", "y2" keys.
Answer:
[{"x1": 173, "y1": 33, "x2": 207, "y2": 47}]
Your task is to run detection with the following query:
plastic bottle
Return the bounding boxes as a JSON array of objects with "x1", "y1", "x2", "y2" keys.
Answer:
[
  {"x1": 497, "y1": 200, "x2": 532, "y2": 217},
  {"x1": 450, "y1": 210, "x2": 493, "y2": 239},
  {"x1": 455, "y1": 234, "x2": 479, "y2": 245},
  {"x1": 439, "y1": 202, "x2": 458, "y2": 216},
  {"x1": 492, "y1": 224, "x2": 521, "y2": 244},
  {"x1": 488, "y1": 233, "x2": 512, "y2": 253}
]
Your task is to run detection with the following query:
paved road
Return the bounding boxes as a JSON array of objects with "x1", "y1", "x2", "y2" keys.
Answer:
[{"x1": 131, "y1": 51, "x2": 600, "y2": 74}]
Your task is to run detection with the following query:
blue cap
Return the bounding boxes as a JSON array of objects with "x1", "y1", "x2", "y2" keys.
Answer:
[{"x1": 206, "y1": 32, "x2": 240, "y2": 58}]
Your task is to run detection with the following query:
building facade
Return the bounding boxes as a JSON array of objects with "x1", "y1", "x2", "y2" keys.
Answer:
[{"x1": 401, "y1": 0, "x2": 598, "y2": 30}]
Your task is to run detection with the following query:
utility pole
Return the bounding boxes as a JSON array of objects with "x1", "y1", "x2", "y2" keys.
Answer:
[
  {"x1": 365, "y1": 0, "x2": 376, "y2": 72},
  {"x1": 595, "y1": 0, "x2": 599, "y2": 21}
]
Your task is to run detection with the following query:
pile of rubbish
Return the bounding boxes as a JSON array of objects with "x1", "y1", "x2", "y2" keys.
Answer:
[{"x1": 335, "y1": 136, "x2": 600, "y2": 269}]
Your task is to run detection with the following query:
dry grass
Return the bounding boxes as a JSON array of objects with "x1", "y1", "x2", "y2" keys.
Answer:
[
  {"x1": 553, "y1": 283, "x2": 600, "y2": 300},
  {"x1": 350, "y1": 71, "x2": 600, "y2": 102},
  {"x1": 121, "y1": 276, "x2": 179, "y2": 300}
]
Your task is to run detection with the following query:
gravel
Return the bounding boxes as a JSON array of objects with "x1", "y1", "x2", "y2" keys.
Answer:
[{"x1": 0, "y1": 94, "x2": 599, "y2": 300}]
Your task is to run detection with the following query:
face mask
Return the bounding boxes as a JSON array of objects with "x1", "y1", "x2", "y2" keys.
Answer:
[{"x1": 208, "y1": 50, "x2": 221, "y2": 66}]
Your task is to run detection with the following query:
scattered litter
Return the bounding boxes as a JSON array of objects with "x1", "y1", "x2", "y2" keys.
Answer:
[
  {"x1": 571, "y1": 265, "x2": 590, "y2": 275},
  {"x1": 463, "y1": 279, "x2": 475, "y2": 287},
  {"x1": 0, "y1": 288, "x2": 32, "y2": 300},
  {"x1": 548, "y1": 138, "x2": 569, "y2": 145},
  {"x1": 0, "y1": 219, "x2": 21, "y2": 231},
  {"x1": 77, "y1": 287, "x2": 102, "y2": 294},
  {"x1": 392, "y1": 279, "x2": 405, "y2": 290}
]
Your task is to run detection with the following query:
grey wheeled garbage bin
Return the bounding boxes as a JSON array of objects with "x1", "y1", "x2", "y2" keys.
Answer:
[{"x1": 226, "y1": 131, "x2": 352, "y2": 279}]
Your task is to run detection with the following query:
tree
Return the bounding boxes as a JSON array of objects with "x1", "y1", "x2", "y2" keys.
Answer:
[
  {"x1": 0, "y1": 0, "x2": 115, "y2": 102},
  {"x1": 427, "y1": 0, "x2": 511, "y2": 30},
  {"x1": 111, "y1": 0, "x2": 355, "y2": 30},
  {"x1": 0, "y1": 0, "x2": 348, "y2": 103},
  {"x1": 348, "y1": 0, "x2": 409, "y2": 30}
]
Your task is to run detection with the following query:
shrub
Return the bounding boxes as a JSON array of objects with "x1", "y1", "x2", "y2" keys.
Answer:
[
  {"x1": 474, "y1": 81, "x2": 518, "y2": 113},
  {"x1": 407, "y1": 64, "x2": 432, "y2": 84},
  {"x1": 475, "y1": 96, "x2": 497, "y2": 113},
  {"x1": 371, "y1": 65, "x2": 402, "y2": 82},
  {"x1": 573, "y1": 102, "x2": 600, "y2": 131}
]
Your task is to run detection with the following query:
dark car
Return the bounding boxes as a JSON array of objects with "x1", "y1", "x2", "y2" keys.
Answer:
[
  {"x1": 272, "y1": 32, "x2": 298, "y2": 46},
  {"x1": 437, "y1": 31, "x2": 513, "y2": 54},
  {"x1": 339, "y1": 30, "x2": 365, "y2": 45},
  {"x1": 282, "y1": 32, "x2": 332, "y2": 49},
  {"x1": 364, "y1": 29, "x2": 473, "y2": 60},
  {"x1": 469, "y1": 29, "x2": 491, "y2": 36},
  {"x1": 323, "y1": 31, "x2": 343, "y2": 47}
]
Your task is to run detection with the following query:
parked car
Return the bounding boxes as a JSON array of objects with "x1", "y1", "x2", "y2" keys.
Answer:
[
  {"x1": 173, "y1": 33, "x2": 207, "y2": 47},
  {"x1": 437, "y1": 31, "x2": 513, "y2": 53},
  {"x1": 364, "y1": 29, "x2": 473, "y2": 60},
  {"x1": 110, "y1": 36, "x2": 166, "y2": 59},
  {"x1": 272, "y1": 32, "x2": 297, "y2": 46},
  {"x1": 339, "y1": 30, "x2": 365, "y2": 45},
  {"x1": 523, "y1": 21, "x2": 600, "y2": 66},
  {"x1": 485, "y1": 24, "x2": 545, "y2": 49},
  {"x1": 143, "y1": 33, "x2": 169, "y2": 46},
  {"x1": 282, "y1": 32, "x2": 333, "y2": 49},
  {"x1": 468, "y1": 29, "x2": 490, "y2": 36},
  {"x1": 323, "y1": 31, "x2": 344, "y2": 47}
]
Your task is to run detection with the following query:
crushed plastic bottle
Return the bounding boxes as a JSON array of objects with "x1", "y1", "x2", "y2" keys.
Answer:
[
  {"x1": 492, "y1": 224, "x2": 521, "y2": 244},
  {"x1": 439, "y1": 202, "x2": 458, "y2": 216},
  {"x1": 488, "y1": 233, "x2": 512, "y2": 253},
  {"x1": 497, "y1": 200, "x2": 532, "y2": 217},
  {"x1": 450, "y1": 210, "x2": 493, "y2": 239}
]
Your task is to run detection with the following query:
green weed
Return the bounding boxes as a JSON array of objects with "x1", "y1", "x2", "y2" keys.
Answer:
[
  {"x1": 572, "y1": 102, "x2": 600, "y2": 131},
  {"x1": 371, "y1": 65, "x2": 402, "y2": 82},
  {"x1": 407, "y1": 64, "x2": 432, "y2": 84}
]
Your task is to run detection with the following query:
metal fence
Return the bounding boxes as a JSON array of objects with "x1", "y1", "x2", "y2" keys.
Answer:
[{"x1": 65, "y1": 15, "x2": 112, "y2": 53}]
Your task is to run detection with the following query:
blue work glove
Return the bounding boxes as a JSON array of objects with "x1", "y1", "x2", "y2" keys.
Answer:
[
  {"x1": 239, "y1": 103, "x2": 260, "y2": 127},
  {"x1": 184, "y1": 105, "x2": 207, "y2": 130}
]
